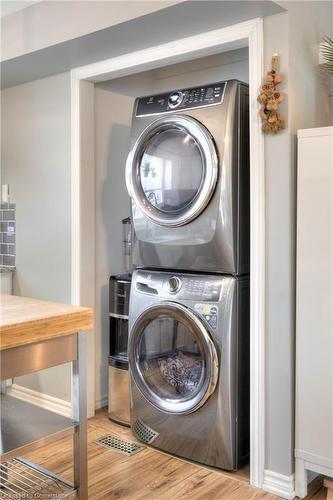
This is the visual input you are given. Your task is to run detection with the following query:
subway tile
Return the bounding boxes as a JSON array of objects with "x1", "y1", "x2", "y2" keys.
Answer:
[
  {"x1": 7, "y1": 244, "x2": 15, "y2": 256},
  {"x1": 3, "y1": 255, "x2": 15, "y2": 266},
  {"x1": 1, "y1": 221, "x2": 16, "y2": 233},
  {"x1": 3, "y1": 210, "x2": 15, "y2": 221},
  {"x1": 3, "y1": 233, "x2": 15, "y2": 244},
  {"x1": 6, "y1": 222, "x2": 15, "y2": 234},
  {"x1": 0, "y1": 203, "x2": 15, "y2": 210},
  {"x1": 0, "y1": 244, "x2": 8, "y2": 254}
]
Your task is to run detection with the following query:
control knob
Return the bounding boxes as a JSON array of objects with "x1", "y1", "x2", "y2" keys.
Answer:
[
  {"x1": 168, "y1": 276, "x2": 182, "y2": 293},
  {"x1": 168, "y1": 91, "x2": 183, "y2": 109}
]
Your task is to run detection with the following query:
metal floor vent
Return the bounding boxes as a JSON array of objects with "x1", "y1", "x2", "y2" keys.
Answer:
[
  {"x1": 94, "y1": 434, "x2": 145, "y2": 457},
  {"x1": 0, "y1": 457, "x2": 75, "y2": 499},
  {"x1": 132, "y1": 420, "x2": 159, "y2": 445}
]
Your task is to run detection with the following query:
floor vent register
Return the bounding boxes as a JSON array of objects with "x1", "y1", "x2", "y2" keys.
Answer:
[{"x1": 94, "y1": 434, "x2": 145, "y2": 457}]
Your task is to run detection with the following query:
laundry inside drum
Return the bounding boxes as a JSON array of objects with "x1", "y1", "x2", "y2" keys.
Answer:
[{"x1": 138, "y1": 316, "x2": 205, "y2": 401}]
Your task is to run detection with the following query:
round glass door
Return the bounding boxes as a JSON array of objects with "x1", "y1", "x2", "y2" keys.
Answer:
[
  {"x1": 129, "y1": 302, "x2": 218, "y2": 414},
  {"x1": 126, "y1": 115, "x2": 218, "y2": 227}
]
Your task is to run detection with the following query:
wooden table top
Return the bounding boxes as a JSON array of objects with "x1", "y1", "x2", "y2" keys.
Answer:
[{"x1": 0, "y1": 294, "x2": 93, "y2": 351}]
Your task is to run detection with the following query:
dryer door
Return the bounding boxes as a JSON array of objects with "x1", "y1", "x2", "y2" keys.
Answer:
[
  {"x1": 126, "y1": 115, "x2": 218, "y2": 227},
  {"x1": 129, "y1": 302, "x2": 219, "y2": 415}
]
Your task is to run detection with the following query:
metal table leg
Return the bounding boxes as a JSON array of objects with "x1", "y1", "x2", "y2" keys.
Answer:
[{"x1": 72, "y1": 333, "x2": 88, "y2": 499}]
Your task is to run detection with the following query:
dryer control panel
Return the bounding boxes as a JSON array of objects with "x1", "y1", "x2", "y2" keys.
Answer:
[
  {"x1": 135, "y1": 270, "x2": 223, "y2": 302},
  {"x1": 136, "y1": 82, "x2": 227, "y2": 116}
]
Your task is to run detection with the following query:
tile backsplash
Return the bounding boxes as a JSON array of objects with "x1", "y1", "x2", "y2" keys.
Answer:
[{"x1": 0, "y1": 203, "x2": 15, "y2": 267}]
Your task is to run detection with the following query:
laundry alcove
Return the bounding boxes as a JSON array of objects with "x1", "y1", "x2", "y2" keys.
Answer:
[
  {"x1": 71, "y1": 18, "x2": 264, "y2": 488},
  {"x1": 93, "y1": 46, "x2": 251, "y2": 479}
]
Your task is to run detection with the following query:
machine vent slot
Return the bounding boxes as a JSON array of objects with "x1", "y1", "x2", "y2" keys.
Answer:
[{"x1": 132, "y1": 420, "x2": 159, "y2": 444}]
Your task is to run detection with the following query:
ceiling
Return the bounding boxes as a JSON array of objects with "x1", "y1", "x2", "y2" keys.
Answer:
[
  {"x1": 1, "y1": 0, "x2": 285, "y2": 88},
  {"x1": 0, "y1": 0, "x2": 41, "y2": 18}
]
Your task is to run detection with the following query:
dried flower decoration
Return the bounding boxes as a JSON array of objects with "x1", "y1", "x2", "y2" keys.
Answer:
[
  {"x1": 320, "y1": 36, "x2": 333, "y2": 73},
  {"x1": 258, "y1": 54, "x2": 285, "y2": 134}
]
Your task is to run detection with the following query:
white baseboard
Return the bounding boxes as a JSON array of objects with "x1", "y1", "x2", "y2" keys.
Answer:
[
  {"x1": 263, "y1": 470, "x2": 295, "y2": 499},
  {"x1": 7, "y1": 384, "x2": 72, "y2": 418},
  {"x1": 7, "y1": 384, "x2": 108, "y2": 420},
  {"x1": 95, "y1": 394, "x2": 108, "y2": 411}
]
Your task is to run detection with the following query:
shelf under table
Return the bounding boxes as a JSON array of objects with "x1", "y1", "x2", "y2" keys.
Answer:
[
  {"x1": 0, "y1": 394, "x2": 75, "y2": 462},
  {"x1": 0, "y1": 457, "x2": 76, "y2": 499}
]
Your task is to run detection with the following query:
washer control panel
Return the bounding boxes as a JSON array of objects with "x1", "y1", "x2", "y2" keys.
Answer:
[
  {"x1": 135, "y1": 271, "x2": 223, "y2": 302},
  {"x1": 136, "y1": 82, "x2": 226, "y2": 116},
  {"x1": 178, "y1": 277, "x2": 222, "y2": 302}
]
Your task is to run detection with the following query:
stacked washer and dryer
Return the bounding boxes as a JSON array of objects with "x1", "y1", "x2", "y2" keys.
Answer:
[{"x1": 125, "y1": 80, "x2": 250, "y2": 471}]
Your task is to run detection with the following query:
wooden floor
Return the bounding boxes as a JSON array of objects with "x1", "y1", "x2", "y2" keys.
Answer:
[{"x1": 22, "y1": 409, "x2": 325, "y2": 499}]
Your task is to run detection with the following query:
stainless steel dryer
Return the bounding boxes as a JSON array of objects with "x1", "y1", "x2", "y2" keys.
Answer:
[
  {"x1": 126, "y1": 80, "x2": 249, "y2": 274},
  {"x1": 128, "y1": 269, "x2": 250, "y2": 470}
]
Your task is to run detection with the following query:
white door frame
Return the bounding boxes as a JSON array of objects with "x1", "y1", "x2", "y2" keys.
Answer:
[{"x1": 70, "y1": 17, "x2": 265, "y2": 488}]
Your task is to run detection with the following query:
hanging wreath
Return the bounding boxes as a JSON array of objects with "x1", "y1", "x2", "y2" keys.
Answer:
[{"x1": 258, "y1": 54, "x2": 285, "y2": 134}]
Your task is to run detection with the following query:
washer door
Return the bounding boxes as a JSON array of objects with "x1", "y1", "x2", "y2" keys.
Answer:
[
  {"x1": 126, "y1": 115, "x2": 218, "y2": 227},
  {"x1": 129, "y1": 302, "x2": 219, "y2": 414}
]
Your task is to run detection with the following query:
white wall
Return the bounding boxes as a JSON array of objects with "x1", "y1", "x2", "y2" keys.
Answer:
[
  {"x1": 1, "y1": 72, "x2": 72, "y2": 401},
  {"x1": 94, "y1": 48, "x2": 249, "y2": 405},
  {"x1": 1, "y1": 1, "x2": 180, "y2": 61}
]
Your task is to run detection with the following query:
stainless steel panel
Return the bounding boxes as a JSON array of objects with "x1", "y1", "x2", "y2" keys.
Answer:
[
  {"x1": 108, "y1": 365, "x2": 131, "y2": 426},
  {"x1": 72, "y1": 332, "x2": 88, "y2": 500},
  {"x1": 0, "y1": 335, "x2": 77, "y2": 380},
  {"x1": 0, "y1": 394, "x2": 75, "y2": 462},
  {"x1": 109, "y1": 274, "x2": 131, "y2": 317}
]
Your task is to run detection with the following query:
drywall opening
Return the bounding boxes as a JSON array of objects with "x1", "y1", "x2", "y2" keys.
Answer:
[{"x1": 94, "y1": 45, "x2": 249, "y2": 475}]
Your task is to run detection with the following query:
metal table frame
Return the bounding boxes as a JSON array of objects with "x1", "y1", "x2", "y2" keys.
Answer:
[{"x1": 0, "y1": 332, "x2": 88, "y2": 499}]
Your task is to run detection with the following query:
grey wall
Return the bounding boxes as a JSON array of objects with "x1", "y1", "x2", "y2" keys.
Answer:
[
  {"x1": 1, "y1": 72, "x2": 72, "y2": 401},
  {"x1": 94, "y1": 48, "x2": 249, "y2": 405},
  {"x1": 264, "y1": 11, "x2": 294, "y2": 478},
  {"x1": 1, "y1": 1, "x2": 180, "y2": 61},
  {"x1": 94, "y1": 85, "x2": 136, "y2": 406},
  {"x1": 263, "y1": 3, "x2": 333, "y2": 477}
]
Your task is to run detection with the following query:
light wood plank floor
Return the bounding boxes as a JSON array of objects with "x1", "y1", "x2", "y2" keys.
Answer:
[{"x1": 22, "y1": 409, "x2": 324, "y2": 499}]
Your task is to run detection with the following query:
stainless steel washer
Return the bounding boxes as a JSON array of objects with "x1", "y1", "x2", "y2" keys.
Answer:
[
  {"x1": 128, "y1": 269, "x2": 250, "y2": 470},
  {"x1": 126, "y1": 80, "x2": 249, "y2": 274}
]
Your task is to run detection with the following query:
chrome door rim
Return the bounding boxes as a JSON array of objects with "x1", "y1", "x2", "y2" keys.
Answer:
[
  {"x1": 129, "y1": 302, "x2": 219, "y2": 415},
  {"x1": 126, "y1": 115, "x2": 218, "y2": 227}
]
